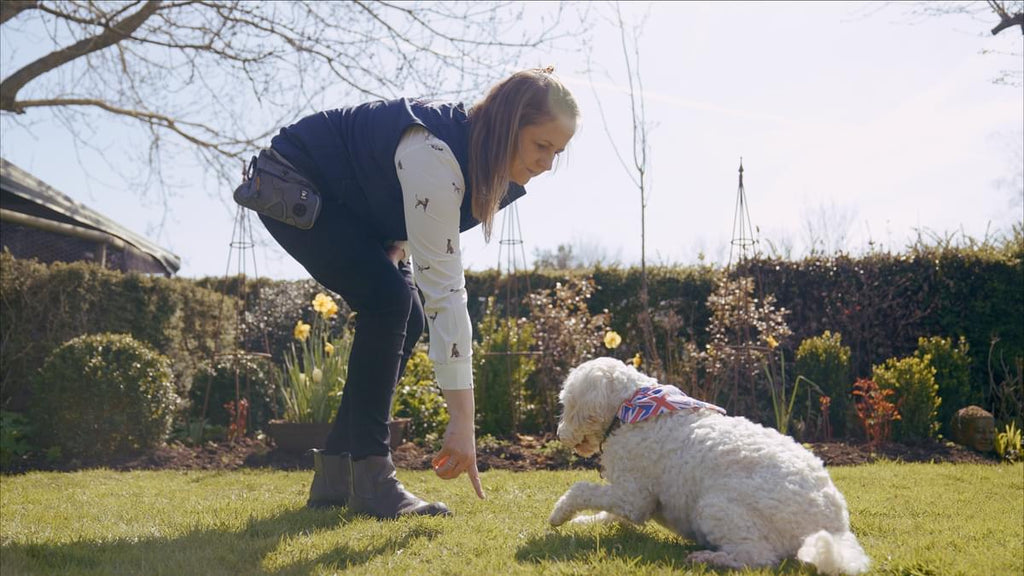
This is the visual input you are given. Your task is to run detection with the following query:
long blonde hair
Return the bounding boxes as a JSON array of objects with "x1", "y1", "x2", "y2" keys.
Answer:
[{"x1": 468, "y1": 67, "x2": 579, "y2": 241}]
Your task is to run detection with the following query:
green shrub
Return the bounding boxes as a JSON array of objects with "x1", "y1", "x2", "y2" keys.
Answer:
[
  {"x1": 872, "y1": 356, "x2": 940, "y2": 442},
  {"x1": 0, "y1": 411, "x2": 33, "y2": 469},
  {"x1": 986, "y1": 348, "x2": 1022, "y2": 428},
  {"x1": 32, "y1": 333, "x2": 179, "y2": 460},
  {"x1": 537, "y1": 438, "x2": 577, "y2": 469},
  {"x1": 705, "y1": 276, "x2": 792, "y2": 422},
  {"x1": 994, "y1": 421, "x2": 1021, "y2": 463},
  {"x1": 796, "y1": 331, "x2": 852, "y2": 438},
  {"x1": 915, "y1": 335, "x2": 973, "y2": 435},
  {"x1": 473, "y1": 297, "x2": 537, "y2": 437},
  {"x1": 393, "y1": 349, "x2": 449, "y2": 442},
  {"x1": 189, "y1": 353, "x2": 278, "y2": 434},
  {"x1": 524, "y1": 278, "x2": 607, "y2": 433}
]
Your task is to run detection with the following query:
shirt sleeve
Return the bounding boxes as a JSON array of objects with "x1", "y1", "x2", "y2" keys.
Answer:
[{"x1": 395, "y1": 125, "x2": 473, "y2": 390}]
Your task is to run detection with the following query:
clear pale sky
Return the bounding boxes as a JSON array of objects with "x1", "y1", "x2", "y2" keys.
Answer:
[{"x1": 2, "y1": 1, "x2": 1021, "y2": 280}]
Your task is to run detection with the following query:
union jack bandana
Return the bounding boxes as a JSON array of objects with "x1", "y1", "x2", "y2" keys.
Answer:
[{"x1": 617, "y1": 385, "x2": 726, "y2": 424}]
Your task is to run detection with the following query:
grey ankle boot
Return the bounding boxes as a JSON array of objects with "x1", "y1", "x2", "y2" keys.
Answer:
[
  {"x1": 348, "y1": 454, "x2": 451, "y2": 519},
  {"x1": 306, "y1": 450, "x2": 351, "y2": 509}
]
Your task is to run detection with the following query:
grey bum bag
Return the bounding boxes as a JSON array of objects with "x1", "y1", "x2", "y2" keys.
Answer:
[{"x1": 233, "y1": 148, "x2": 322, "y2": 230}]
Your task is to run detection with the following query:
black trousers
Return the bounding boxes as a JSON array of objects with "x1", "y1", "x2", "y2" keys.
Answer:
[{"x1": 259, "y1": 202, "x2": 423, "y2": 460}]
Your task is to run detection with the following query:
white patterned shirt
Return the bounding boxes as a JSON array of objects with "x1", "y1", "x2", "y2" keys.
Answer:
[{"x1": 394, "y1": 125, "x2": 473, "y2": 390}]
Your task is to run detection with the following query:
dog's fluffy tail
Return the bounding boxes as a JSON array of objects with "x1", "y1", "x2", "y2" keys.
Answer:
[{"x1": 797, "y1": 530, "x2": 870, "y2": 576}]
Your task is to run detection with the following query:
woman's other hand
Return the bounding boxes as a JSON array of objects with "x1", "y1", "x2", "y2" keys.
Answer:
[{"x1": 385, "y1": 242, "x2": 408, "y2": 267}]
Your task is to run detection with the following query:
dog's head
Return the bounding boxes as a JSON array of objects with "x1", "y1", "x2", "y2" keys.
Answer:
[{"x1": 556, "y1": 357, "x2": 656, "y2": 457}]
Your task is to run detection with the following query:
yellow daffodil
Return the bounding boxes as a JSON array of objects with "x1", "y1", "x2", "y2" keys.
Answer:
[
  {"x1": 312, "y1": 292, "x2": 330, "y2": 310},
  {"x1": 312, "y1": 293, "x2": 339, "y2": 318},
  {"x1": 766, "y1": 335, "x2": 779, "y2": 349},
  {"x1": 324, "y1": 341, "x2": 335, "y2": 356},
  {"x1": 293, "y1": 320, "x2": 311, "y2": 341},
  {"x1": 312, "y1": 367, "x2": 323, "y2": 384},
  {"x1": 604, "y1": 330, "x2": 622, "y2": 349},
  {"x1": 632, "y1": 352, "x2": 642, "y2": 368}
]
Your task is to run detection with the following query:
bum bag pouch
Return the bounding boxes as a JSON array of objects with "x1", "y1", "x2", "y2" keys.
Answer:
[{"x1": 233, "y1": 148, "x2": 322, "y2": 230}]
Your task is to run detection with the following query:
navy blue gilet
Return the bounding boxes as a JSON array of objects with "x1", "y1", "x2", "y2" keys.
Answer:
[{"x1": 268, "y1": 98, "x2": 527, "y2": 242}]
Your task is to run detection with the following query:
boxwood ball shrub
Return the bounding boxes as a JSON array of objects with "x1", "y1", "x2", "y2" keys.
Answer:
[
  {"x1": 914, "y1": 335, "x2": 973, "y2": 436},
  {"x1": 32, "y1": 333, "x2": 179, "y2": 460},
  {"x1": 872, "y1": 355, "x2": 940, "y2": 442},
  {"x1": 796, "y1": 331, "x2": 852, "y2": 438}
]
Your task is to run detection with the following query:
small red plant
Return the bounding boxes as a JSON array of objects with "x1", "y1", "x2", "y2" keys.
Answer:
[
  {"x1": 224, "y1": 398, "x2": 249, "y2": 442},
  {"x1": 819, "y1": 395, "x2": 833, "y2": 441},
  {"x1": 852, "y1": 378, "x2": 900, "y2": 447}
]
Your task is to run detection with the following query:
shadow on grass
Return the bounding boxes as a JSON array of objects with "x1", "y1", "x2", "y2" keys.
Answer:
[
  {"x1": 515, "y1": 524, "x2": 817, "y2": 575},
  {"x1": 1, "y1": 507, "x2": 441, "y2": 575}
]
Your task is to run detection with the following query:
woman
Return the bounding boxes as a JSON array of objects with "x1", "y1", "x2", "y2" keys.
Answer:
[{"x1": 257, "y1": 67, "x2": 578, "y2": 519}]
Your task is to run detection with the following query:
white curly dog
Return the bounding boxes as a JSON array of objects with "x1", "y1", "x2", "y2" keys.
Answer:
[{"x1": 549, "y1": 357, "x2": 870, "y2": 576}]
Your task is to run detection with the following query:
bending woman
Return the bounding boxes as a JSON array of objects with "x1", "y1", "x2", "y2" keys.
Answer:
[{"x1": 258, "y1": 68, "x2": 578, "y2": 519}]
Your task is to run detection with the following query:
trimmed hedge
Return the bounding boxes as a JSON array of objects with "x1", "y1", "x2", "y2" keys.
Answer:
[
  {"x1": 2, "y1": 234, "x2": 1019, "y2": 442},
  {"x1": 193, "y1": 276, "x2": 352, "y2": 366},
  {"x1": 733, "y1": 246, "x2": 1023, "y2": 409},
  {"x1": 0, "y1": 252, "x2": 236, "y2": 412}
]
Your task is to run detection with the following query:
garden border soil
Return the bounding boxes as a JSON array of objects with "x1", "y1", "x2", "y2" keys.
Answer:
[{"x1": 2, "y1": 434, "x2": 997, "y2": 475}]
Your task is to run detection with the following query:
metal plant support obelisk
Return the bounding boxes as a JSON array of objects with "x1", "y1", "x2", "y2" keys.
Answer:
[
  {"x1": 497, "y1": 203, "x2": 531, "y2": 321},
  {"x1": 723, "y1": 158, "x2": 764, "y2": 417},
  {"x1": 728, "y1": 158, "x2": 759, "y2": 267},
  {"x1": 487, "y1": 202, "x2": 537, "y2": 431},
  {"x1": 196, "y1": 204, "x2": 272, "y2": 440}
]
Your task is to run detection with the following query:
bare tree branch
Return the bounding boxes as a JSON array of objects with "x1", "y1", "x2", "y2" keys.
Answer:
[
  {"x1": 988, "y1": 0, "x2": 1024, "y2": 34},
  {"x1": 1, "y1": 1, "x2": 162, "y2": 112},
  {"x1": 12, "y1": 96, "x2": 266, "y2": 155},
  {"x1": 1, "y1": 1, "x2": 585, "y2": 199},
  {"x1": 0, "y1": 0, "x2": 37, "y2": 26},
  {"x1": 882, "y1": 1, "x2": 1023, "y2": 84}
]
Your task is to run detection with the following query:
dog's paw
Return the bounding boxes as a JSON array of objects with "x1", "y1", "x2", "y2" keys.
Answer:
[
  {"x1": 548, "y1": 506, "x2": 572, "y2": 527},
  {"x1": 687, "y1": 550, "x2": 746, "y2": 569},
  {"x1": 548, "y1": 495, "x2": 576, "y2": 527}
]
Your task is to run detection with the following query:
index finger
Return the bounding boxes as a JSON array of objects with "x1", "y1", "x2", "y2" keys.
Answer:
[{"x1": 468, "y1": 465, "x2": 485, "y2": 500}]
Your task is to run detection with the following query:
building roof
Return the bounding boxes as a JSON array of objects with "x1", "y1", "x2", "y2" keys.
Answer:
[{"x1": 0, "y1": 157, "x2": 181, "y2": 275}]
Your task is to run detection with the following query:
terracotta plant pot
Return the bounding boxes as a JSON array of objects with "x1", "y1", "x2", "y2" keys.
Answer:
[
  {"x1": 388, "y1": 417, "x2": 411, "y2": 450},
  {"x1": 266, "y1": 418, "x2": 412, "y2": 453},
  {"x1": 265, "y1": 421, "x2": 332, "y2": 454}
]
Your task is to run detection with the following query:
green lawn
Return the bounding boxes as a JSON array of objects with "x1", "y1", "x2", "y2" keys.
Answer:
[{"x1": 1, "y1": 462, "x2": 1021, "y2": 575}]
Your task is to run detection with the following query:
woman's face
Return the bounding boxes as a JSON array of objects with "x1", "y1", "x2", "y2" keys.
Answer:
[{"x1": 509, "y1": 114, "x2": 576, "y2": 186}]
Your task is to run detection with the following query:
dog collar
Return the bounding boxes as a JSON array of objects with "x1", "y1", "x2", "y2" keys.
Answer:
[{"x1": 617, "y1": 384, "x2": 725, "y2": 424}]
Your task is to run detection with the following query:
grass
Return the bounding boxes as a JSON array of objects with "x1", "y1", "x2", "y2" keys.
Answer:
[{"x1": 1, "y1": 462, "x2": 1021, "y2": 575}]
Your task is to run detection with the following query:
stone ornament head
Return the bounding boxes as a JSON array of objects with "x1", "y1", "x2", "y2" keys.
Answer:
[{"x1": 951, "y1": 405, "x2": 996, "y2": 453}]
